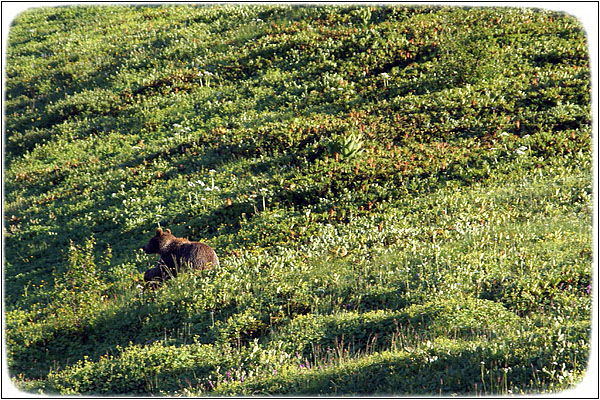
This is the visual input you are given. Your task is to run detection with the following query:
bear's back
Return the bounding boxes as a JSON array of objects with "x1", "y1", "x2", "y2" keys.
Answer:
[{"x1": 172, "y1": 240, "x2": 219, "y2": 269}]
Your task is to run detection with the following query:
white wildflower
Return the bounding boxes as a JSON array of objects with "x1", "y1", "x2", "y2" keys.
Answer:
[{"x1": 515, "y1": 146, "x2": 528, "y2": 155}]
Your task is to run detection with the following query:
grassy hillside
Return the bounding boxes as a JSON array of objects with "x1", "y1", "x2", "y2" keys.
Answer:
[{"x1": 4, "y1": 4, "x2": 593, "y2": 395}]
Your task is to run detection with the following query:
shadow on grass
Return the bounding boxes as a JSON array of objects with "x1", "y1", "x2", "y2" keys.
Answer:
[
  {"x1": 226, "y1": 340, "x2": 569, "y2": 396},
  {"x1": 7, "y1": 284, "x2": 224, "y2": 380}
]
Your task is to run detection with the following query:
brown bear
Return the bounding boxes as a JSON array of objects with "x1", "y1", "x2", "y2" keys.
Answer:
[{"x1": 142, "y1": 228, "x2": 219, "y2": 283}]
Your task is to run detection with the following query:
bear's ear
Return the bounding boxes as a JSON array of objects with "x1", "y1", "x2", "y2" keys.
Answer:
[
  {"x1": 156, "y1": 228, "x2": 163, "y2": 236},
  {"x1": 165, "y1": 228, "x2": 171, "y2": 234}
]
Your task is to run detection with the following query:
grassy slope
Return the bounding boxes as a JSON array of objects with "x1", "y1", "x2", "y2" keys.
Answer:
[{"x1": 4, "y1": 4, "x2": 592, "y2": 395}]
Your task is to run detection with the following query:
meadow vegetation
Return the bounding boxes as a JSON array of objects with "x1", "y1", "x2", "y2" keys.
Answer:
[{"x1": 4, "y1": 4, "x2": 592, "y2": 395}]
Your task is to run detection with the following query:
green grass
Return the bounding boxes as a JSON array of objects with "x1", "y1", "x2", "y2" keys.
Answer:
[{"x1": 4, "y1": 4, "x2": 592, "y2": 396}]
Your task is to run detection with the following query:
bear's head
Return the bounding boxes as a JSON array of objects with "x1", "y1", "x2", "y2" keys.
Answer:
[{"x1": 142, "y1": 228, "x2": 173, "y2": 254}]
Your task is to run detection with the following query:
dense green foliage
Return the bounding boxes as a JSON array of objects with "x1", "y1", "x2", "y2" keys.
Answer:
[{"x1": 4, "y1": 4, "x2": 592, "y2": 396}]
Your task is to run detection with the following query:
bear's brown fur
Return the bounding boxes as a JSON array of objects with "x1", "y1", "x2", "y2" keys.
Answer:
[{"x1": 142, "y1": 228, "x2": 219, "y2": 283}]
